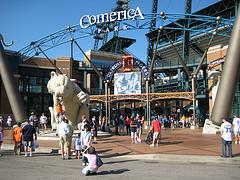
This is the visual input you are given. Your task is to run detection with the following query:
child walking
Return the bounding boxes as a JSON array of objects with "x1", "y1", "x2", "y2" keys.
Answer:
[{"x1": 74, "y1": 133, "x2": 81, "y2": 159}]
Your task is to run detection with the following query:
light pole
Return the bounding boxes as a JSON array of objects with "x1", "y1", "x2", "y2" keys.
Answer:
[
  {"x1": 145, "y1": 78, "x2": 150, "y2": 126},
  {"x1": 108, "y1": 82, "x2": 111, "y2": 124},
  {"x1": 104, "y1": 80, "x2": 109, "y2": 124},
  {"x1": 191, "y1": 74, "x2": 196, "y2": 128}
]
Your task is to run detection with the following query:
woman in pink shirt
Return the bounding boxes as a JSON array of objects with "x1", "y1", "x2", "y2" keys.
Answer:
[{"x1": 82, "y1": 146, "x2": 98, "y2": 175}]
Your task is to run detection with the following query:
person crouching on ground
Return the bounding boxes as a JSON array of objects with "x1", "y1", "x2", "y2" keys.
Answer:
[
  {"x1": 82, "y1": 146, "x2": 98, "y2": 176},
  {"x1": 13, "y1": 122, "x2": 22, "y2": 155}
]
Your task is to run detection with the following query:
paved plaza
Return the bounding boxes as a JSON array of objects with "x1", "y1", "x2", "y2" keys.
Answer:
[
  {"x1": 0, "y1": 149, "x2": 239, "y2": 180},
  {"x1": 4, "y1": 128, "x2": 239, "y2": 157},
  {"x1": 1, "y1": 128, "x2": 240, "y2": 180}
]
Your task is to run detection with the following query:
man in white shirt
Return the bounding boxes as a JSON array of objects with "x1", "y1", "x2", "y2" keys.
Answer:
[
  {"x1": 40, "y1": 113, "x2": 47, "y2": 131},
  {"x1": 220, "y1": 118, "x2": 233, "y2": 158},
  {"x1": 232, "y1": 114, "x2": 240, "y2": 144},
  {"x1": 7, "y1": 116, "x2": 12, "y2": 129},
  {"x1": 57, "y1": 119, "x2": 69, "y2": 159}
]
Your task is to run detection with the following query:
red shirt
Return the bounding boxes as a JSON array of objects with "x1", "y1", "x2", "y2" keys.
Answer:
[
  {"x1": 152, "y1": 120, "x2": 161, "y2": 132},
  {"x1": 125, "y1": 117, "x2": 131, "y2": 125}
]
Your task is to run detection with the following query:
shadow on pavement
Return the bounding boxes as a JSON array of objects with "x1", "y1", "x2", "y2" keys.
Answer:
[
  {"x1": 99, "y1": 140, "x2": 122, "y2": 144},
  {"x1": 96, "y1": 168, "x2": 130, "y2": 175},
  {"x1": 102, "y1": 151, "x2": 132, "y2": 158},
  {"x1": 160, "y1": 141, "x2": 183, "y2": 145},
  {"x1": 51, "y1": 148, "x2": 60, "y2": 153},
  {"x1": 233, "y1": 152, "x2": 240, "y2": 157},
  {"x1": 34, "y1": 152, "x2": 59, "y2": 157},
  {"x1": 1, "y1": 150, "x2": 15, "y2": 156},
  {"x1": 97, "y1": 148, "x2": 112, "y2": 154},
  {"x1": 104, "y1": 159, "x2": 138, "y2": 165},
  {"x1": 0, "y1": 150, "x2": 59, "y2": 157}
]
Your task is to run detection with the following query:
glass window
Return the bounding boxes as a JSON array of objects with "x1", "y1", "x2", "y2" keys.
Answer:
[
  {"x1": 19, "y1": 77, "x2": 29, "y2": 93},
  {"x1": 43, "y1": 95, "x2": 52, "y2": 113},
  {"x1": 29, "y1": 77, "x2": 42, "y2": 93},
  {"x1": 42, "y1": 78, "x2": 50, "y2": 93},
  {"x1": 28, "y1": 95, "x2": 42, "y2": 114}
]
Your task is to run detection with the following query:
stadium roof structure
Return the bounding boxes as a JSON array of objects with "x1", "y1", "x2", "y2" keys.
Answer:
[
  {"x1": 98, "y1": 36, "x2": 136, "y2": 54},
  {"x1": 146, "y1": 0, "x2": 238, "y2": 72}
]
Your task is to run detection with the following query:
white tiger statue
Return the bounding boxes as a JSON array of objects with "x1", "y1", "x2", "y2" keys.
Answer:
[{"x1": 47, "y1": 71, "x2": 89, "y2": 130}]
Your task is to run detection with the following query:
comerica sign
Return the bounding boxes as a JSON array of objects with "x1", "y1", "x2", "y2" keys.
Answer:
[{"x1": 80, "y1": 7, "x2": 144, "y2": 29}]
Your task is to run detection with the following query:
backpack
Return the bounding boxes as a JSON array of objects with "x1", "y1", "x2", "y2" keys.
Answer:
[
  {"x1": 145, "y1": 131, "x2": 153, "y2": 145},
  {"x1": 96, "y1": 154, "x2": 103, "y2": 167}
]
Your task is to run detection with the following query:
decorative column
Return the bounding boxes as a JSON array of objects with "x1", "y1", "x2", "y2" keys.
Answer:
[
  {"x1": 211, "y1": 6, "x2": 240, "y2": 125},
  {"x1": 0, "y1": 35, "x2": 26, "y2": 122}
]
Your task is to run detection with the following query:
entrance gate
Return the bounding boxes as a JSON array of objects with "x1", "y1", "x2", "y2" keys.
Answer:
[{"x1": 15, "y1": 2, "x2": 236, "y2": 125}]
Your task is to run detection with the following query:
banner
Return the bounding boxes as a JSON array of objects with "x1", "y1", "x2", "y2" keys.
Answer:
[{"x1": 114, "y1": 72, "x2": 141, "y2": 95}]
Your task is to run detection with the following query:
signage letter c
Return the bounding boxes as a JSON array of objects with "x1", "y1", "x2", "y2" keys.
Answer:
[{"x1": 80, "y1": 15, "x2": 90, "y2": 28}]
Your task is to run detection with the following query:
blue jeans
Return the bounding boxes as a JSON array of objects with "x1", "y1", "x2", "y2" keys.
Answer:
[
  {"x1": 221, "y1": 138, "x2": 232, "y2": 158},
  {"x1": 82, "y1": 166, "x2": 97, "y2": 176}
]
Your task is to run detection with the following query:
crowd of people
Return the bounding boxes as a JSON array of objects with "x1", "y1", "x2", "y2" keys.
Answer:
[
  {"x1": 111, "y1": 113, "x2": 162, "y2": 146},
  {"x1": 29, "y1": 112, "x2": 48, "y2": 132},
  {"x1": 153, "y1": 114, "x2": 194, "y2": 129},
  {"x1": 0, "y1": 111, "x2": 50, "y2": 157},
  {"x1": 0, "y1": 115, "x2": 13, "y2": 130}
]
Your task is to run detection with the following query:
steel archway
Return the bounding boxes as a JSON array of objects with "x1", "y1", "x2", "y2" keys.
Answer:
[
  {"x1": 14, "y1": 7, "x2": 236, "y2": 127},
  {"x1": 17, "y1": 13, "x2": 234, "y2": 63}
]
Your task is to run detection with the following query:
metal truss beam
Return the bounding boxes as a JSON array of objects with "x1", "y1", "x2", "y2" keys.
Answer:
[
  {"x1": 147, "y1": 0, "x2": 159, "y2": 71},
  {"x1": 189, "y1": 42, "x2": 204, "y2": 56},
  {"x1": 90, "y1": 92, "x2": 193, "y2": 102},
  {"x1": 17, "y1": 13, "x2": 234, "y2": 62},
  {"x1": 183, "y1": 0, "x2": 192, "y2": 64}
]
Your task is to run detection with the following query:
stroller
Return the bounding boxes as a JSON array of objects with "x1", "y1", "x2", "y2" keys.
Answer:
[{"x1": 145, "y1": 130, "x2": 153, "y2": 145}]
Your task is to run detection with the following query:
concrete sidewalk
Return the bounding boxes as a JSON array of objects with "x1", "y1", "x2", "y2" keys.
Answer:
[
  {"x1": 2, "y1": 128, "x2": 240, "y2": 164},
  {"x1": 117, "y1": 154, "x2": 240, "y2": 165},
  {"x1": 2, "y1": 144, "x2": 240, "y2": 165}
]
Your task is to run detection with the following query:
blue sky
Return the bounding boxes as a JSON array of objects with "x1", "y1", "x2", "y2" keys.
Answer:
[{"x1": 1, "y1": 0, "x2": 219, "y2": 62}]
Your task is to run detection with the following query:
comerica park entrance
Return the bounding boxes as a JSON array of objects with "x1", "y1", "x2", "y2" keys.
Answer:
[
  {"x1": 90, "y1": 56, "x2": 193, "y2": 126},
  {"x1": 0, "y1": 1, "x2": 238, "y2": 129}
]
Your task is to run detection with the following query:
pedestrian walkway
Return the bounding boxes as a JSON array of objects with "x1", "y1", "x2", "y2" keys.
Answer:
[
  {"x1": 2, "y1": 128, "x2": 240, "y2": 164},
  {"x1": 93, "y1": 128, "x2": 239, "y2": 157}
]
